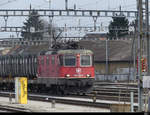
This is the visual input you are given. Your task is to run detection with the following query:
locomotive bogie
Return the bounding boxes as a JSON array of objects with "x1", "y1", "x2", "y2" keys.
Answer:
[{"x1": 26, "y1": 77, "x2": 94, "y2": 94}]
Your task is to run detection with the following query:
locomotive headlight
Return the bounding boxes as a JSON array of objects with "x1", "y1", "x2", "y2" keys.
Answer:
[
  {"x1": 66, "y1": 74, "x2": 70, "y2": 78},
  {"x1": 86, "y1": 74, "x2": 91, "y2": 77}
]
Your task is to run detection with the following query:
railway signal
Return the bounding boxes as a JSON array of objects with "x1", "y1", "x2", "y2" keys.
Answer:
[
  {"x1": 136, "y1": 56, "x2": 147, "y2": 73},
  {"x1": 141, "y1": 57, "x2": 147, "y2": 72}
]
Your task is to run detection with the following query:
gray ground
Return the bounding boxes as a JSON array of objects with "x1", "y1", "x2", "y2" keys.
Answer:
[{"x1": 0, "y1": 97, "x2": 110, "y2": 112}]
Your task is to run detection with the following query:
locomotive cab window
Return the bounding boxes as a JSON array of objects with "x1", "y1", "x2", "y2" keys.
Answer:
[
  {"x1": 64, "y1": 55, "x2": 76, "y2": 66},
  {"x1": 80, "y1": 55, "x2": 91, "y2": 66}
]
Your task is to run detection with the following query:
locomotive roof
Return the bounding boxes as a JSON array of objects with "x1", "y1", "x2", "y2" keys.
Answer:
[{"x1": 57, "y1": 49, "x2": 93, "y2": 55}]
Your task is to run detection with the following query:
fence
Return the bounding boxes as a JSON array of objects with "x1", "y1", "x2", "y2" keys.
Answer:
[{"x1": 95, "y1": 74, "x2": 135, "y2": 82}]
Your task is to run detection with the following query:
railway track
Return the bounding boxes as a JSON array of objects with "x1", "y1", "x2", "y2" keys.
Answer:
[
  {"x1": 92, "y1": 82, "x2": 139, "y2": 102},
  {"x1": 0, "y1": 92, "x2": 138, "y2": 111},
  {"x1": 0, "y1": 82, "x2": 140, "y2": 112},
  {"x1": 0, "y1": 105, "x2": 30, "y2": 112},
  {"x1": 0, "y1": 82, "x2": 139, "y2": 103},
  {"x1": 94, "y1": 82, "x2": 138, "y2": 87},
  {"x1": 90, "y1": 89, "x2": 138, "y2": 102},
  {"x1": 0, "y1": 92, "x2": 111, "y2": 109}
]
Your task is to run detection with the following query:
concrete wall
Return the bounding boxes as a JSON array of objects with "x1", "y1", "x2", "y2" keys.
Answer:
[
  {"x1": 95, "y1": 74, "x2": 135, "y2": 82},
  {"x1": 94, "y1": 61, "x2": 136, "y2": 82},
  {"x1": 94, "y1": 61, "x2": 134, "y2": 74}
]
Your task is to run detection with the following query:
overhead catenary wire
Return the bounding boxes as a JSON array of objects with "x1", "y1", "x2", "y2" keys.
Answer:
[{"x1": 0, "y1": 0, "x2": 138, "y2": 39}]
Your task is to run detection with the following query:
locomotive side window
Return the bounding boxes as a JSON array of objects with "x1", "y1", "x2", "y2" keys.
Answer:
[
  {"x1": 46, "y1": 56, "x2": 49, "y2": 65},
  {"x1": 23, "y1": 58, "x2": 24, "y2": 64},
  {"x1": 35, "y1": 57, "x2": 37, "y2": 63},
  {"x1": 26, "y1": 58, "x2": 28, "y2": 64},
  {"x1": 64, "y1": 55, "x2": 76, "y2": 66},
  {"x1": 51, "y1": 56, "x2": 55, "y2": 65},
  {"x1": 80, "y1": 55, "x2": 91, "y2": 66},
  {"x1": 41, "y1": 56, "x2": 44, "y2": 65}
]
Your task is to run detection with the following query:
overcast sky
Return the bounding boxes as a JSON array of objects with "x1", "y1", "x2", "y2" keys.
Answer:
[
  {"x1": 0, "y1": 0, "x2": 139, "y2": 38},
  {"x1": 0, "y1": 0, "x2": 137, "y2": 10}
]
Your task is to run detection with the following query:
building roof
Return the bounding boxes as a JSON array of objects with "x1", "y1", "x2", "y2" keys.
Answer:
[
  {"x1": 78, "y1": 40, "x2": 132, "y2": 62},
  {"x1": 57, "y1": 49, "x2": 93, "y2": 55},
  {"x1": 0, "y1": 39, "x2": 133, "y2": 62},
  {"x1": 83, "y1": 32, "x2": 107, "y2": 40}
]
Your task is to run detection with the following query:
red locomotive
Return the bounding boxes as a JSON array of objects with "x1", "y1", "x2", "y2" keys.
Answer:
[
  {"x1": 36, "y1": 49, "x2": 95, "y2": 94},
  {"x1": 0, "y1": 43, "x2": 95, "y2": 95}
]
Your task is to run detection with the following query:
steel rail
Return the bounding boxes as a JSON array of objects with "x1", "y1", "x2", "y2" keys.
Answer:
[
  {"x1": 0, "y1": 105, "x2": 30, "y2": 112},
  {"x1": 0, "y1": 92, "x2": 138, "y2": 111}
]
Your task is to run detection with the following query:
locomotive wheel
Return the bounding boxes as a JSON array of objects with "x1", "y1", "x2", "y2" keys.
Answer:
[
  {"x1": 55, "y1": 85, "x2": 62, "y2": 95},
  {"x1": 50, "y1": 85, "x2": 66, "y2": 96}
]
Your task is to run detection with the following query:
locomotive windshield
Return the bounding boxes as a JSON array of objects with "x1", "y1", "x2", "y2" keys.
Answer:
[
  {"x1": 80, "y1": 55, "x2": 91, "y2": 66},
  {"x1": 59, "y1": 53, "x2": 93, "y2": 67},
  {"x1": 64, "y1": 55, "x2": 76, "y2": 66}
]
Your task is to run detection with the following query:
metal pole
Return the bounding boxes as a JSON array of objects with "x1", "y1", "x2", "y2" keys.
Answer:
[
  {"x1": 130, "y1": 92, "x2": 134, "y2": 112},
  {"x1": 93, "y1": 16, "x2": 97, "y2": 31},
  {"x1": 148, "y1": 91, "x2": 150, "y2": 112},
  {"x1": 106, "y1": 39, "x2": 108, "y2": 80},
  {"x1": 119, "y1": 89, "x2": 121, "y2": 103},
  {"x1": 48, "y1": 0, "x2": 53, "y2": 49},
  {"x1": 137, "y1": 0, "x2": 143, "y2": 111},
  {"x1": 65, "y1": 0, "x2": 68, "y2": 10},
  {"x1": 144, "y1": 1, "x2": 149, "y2": 113},
  {"x1": 51, "y1": 100, "x2": 56, "y2": 108},
  {"x1": 49, "y1": 0, "x2": 52, "y2": 48},
  {"x1": 9, "y1": 93, "x2": 12, "y2": 104},
  {"x1": 134, "y1": 19, "x2": 138, "y2": 82},
  {"x1": 146, "y1": 0, "x2": 150, "y2": 75},
  {"x1": 15, "y1": 77, "x2": 19, "y2": 104},
  {"x1": 133, "y1": 25, "x2": 136, "y2": 82}
]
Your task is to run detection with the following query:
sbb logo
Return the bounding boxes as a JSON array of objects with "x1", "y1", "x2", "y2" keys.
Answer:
[{"x1": 76, "y1": 68, "x2": 81, "y2": 73}]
